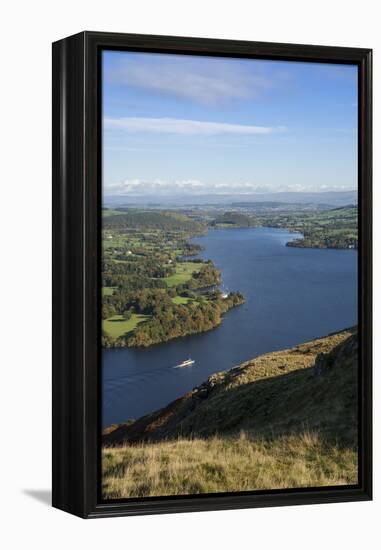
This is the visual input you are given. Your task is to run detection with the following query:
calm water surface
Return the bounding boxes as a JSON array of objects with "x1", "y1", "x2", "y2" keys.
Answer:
[{"x1": 102, "y1": 228, "x2": 357, "y2": 427}]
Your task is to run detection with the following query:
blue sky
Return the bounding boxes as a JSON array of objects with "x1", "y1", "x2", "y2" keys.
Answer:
[{"x1": 103, "y1": 50, "x2": 358, "y2": 198}]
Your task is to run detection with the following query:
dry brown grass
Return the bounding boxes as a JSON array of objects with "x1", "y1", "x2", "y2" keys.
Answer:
[
  {"x1": 102, "y1": 430, "x2": 357, "y2": 499},
  {"x1": 102, "y1": 328, "x2": 358, "y2": 499}
]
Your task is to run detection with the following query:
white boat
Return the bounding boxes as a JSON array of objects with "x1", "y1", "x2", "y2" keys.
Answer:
[{"x1": 174, "y1": 358, "x2": 195, "y2": 369}]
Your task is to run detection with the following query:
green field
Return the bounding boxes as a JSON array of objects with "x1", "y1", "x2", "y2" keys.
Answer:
[
  {"x1": 102, "y1": 209, "x2": 124, "y2": 217},
  {"x1": 103, "y1": 314, "x2": 149, "y2": 339},
  {"x1": 171, "y1": 296, "x2": 192, "y2": 305},
  {"x1": 112, "y1": 258, "x2": 130, "y2": 264},
  {"x1": 102, "y1": 286, "x2": 116, "y2": 296},
  {"x1": 102, "y1": 235, "x2": 128, "y2": 249},
  {"x1": 163, "y1": 262, "x2": 201, "y2": 287}
]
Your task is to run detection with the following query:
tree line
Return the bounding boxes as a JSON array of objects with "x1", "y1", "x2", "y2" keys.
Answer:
[{"x1": 102, "y1": 292, "x2": 245, "y2": 348}]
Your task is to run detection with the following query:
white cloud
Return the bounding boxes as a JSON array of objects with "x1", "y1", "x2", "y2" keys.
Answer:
[
  {"x1": 105, "y1": 56, "x2": 273, "y2": 105},
  {"x1": 104, "y1": 117, "x2": 285, "y2": 135},
  {"x1": 104, "y1": 179, "x2": 354, "y2": 197}
]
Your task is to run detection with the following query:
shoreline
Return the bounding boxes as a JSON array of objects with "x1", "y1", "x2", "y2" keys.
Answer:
[
  {"x1": 102, "y1": 226, "x2": 358, "y2": 427},
  {"x1": 103, "y1": 227, "x2": 247, "y2": 349},
  {"x1": 102, "y1": 325, "x2": 357, "y2": 441},
  {"x1": 103, "y1": 225, "x2": 356, "y2": 349}
]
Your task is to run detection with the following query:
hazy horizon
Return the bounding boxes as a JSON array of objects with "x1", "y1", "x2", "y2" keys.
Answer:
[
  {"x1": 103, "y1": 51, "x2": 358, "y2": 199},
  {"x1": 103, "y1": 189, "x2": 358, "y2": 208}
]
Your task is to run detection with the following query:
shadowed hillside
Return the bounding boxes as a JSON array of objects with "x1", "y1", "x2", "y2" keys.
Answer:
[{"x1": 102, "y1": 328, "x2": 358, "y2": 498}]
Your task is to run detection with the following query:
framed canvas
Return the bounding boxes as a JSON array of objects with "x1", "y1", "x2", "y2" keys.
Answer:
[{"x1": 52, "y1": 31, "x2": 372, "y2": 518}]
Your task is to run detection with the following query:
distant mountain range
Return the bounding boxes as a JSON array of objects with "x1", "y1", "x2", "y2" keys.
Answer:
[{"x1": 104, "y1": 190, "x2": 357, "y2": 208}]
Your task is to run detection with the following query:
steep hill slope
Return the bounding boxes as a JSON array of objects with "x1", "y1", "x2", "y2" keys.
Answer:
[{"x1": 102, "y1": 328, "x2": 358, "y2": 498}]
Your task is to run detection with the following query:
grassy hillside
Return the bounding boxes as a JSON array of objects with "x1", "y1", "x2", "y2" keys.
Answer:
[
  {"x1": 103, "y1": 209, "x2": 205, "y2": 233},
  {"x1": 102, "y1": 328, "x2": 358, "y2": 498},
  {"x1": 211, "y1": 211, "x2": 257, "y2": 228}
]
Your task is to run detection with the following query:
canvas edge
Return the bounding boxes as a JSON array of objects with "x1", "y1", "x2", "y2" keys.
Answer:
[{"x1": 52, "y1": 31, "x2": 372, "y2": 519}]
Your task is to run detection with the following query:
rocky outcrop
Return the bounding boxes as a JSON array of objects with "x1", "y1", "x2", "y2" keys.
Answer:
[{"x1": 314, "y1": 331, "x2": 357, "y2": 376}]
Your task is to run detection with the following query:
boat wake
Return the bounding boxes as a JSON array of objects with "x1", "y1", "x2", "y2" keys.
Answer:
[{"x1": 173, "y1": 358, "x2": 195, "y2": 369}]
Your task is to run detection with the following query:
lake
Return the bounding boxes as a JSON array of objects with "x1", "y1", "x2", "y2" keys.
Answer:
[{"x1": 102, "y1": 227, "x2": 358, "y2": 428}]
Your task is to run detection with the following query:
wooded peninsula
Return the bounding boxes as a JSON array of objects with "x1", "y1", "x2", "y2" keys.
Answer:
[
  {"x1": 102, "y1": 209, "x2": 244, "y2": 348},
  {"x1": 102, "y1": 203, "x2": 357, "y2": 348}
]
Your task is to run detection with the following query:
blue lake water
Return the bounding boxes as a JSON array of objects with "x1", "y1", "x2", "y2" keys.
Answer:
[{"x1": 102, "y1": 227, "x2": 358, "y2": 427}]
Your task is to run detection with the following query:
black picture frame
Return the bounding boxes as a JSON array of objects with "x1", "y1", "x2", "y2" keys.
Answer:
[{"x1": 52, "y1": 31, "x2": 372, "y2": 519}]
